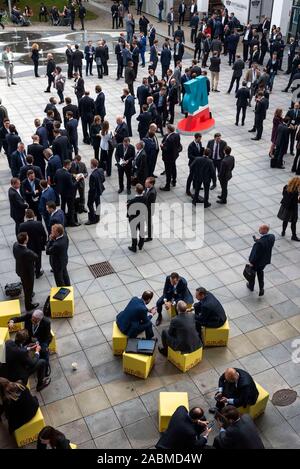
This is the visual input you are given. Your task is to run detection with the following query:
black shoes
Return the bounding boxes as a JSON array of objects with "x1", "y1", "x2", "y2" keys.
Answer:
[
  {"x1": 160, "y1": 186, "x2": 170, "y2": 191},
  {"x1": 292, "y1": 235, "x2": 300, "y2": 241},
  {"x1": 36, "y1": 377, "x2": 51, "y2": 392},
  {"x1": 36, "y1": 270, "x2": 44, "y2": 279},
  {"x1": 172, "y1": 181, "x2": 176, "y2": 187},
  {"x1": 128, "y1": 246, "x2": 137, "y2": 253},
  {"x1": 248, "y1": 129, "x2": 255, "y2": 133},
  {"x1": 144, "y1": 237, "x2": 152, "y2": 242},
  {"x1": 204, "y1": 202, "x2": 211, "y2": 208},
  {"x1": 158, "y1": 346, "x2": 167, "y2": 356},
  {"x1": 259, "y1": 289, "x2": 264, "y2": 296},
  {"x1": 127, "y1": 189, "x2": 131, "y2": 195},
  {"x1": 85, "y1": 220, "x2": 98, "y2": 225},
  {"x1": 246, "y1": 283, "x2": 254, "y2": 292},
  {"x1": 281, "y1": 231, "x2": 285, "y2": 237},
  {"x1": 68, "y1": 222, "x2": 81, "y2": 227},
  {"x1": 210, "y1": 185, "x2": 216, "y2": 190},
  {"x1": 118, "y1": 188, "x2": 123, "y2": 193},
  {"x1": 28, "y1": 303, "x2": 39, "y2": 310},
  {"x1": 217, "y1": 200, "x2": 226, "y2": 204},
  {"x1": 160, "y1": 170, "x2": 166, "y2": 175}
]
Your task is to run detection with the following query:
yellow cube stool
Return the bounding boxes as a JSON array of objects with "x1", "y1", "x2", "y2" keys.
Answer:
[
  {"x1": 112, "y1": 321, "x2": 127, "y2": 356},
  {"x1": 14, "y1": 408, "x2": 45, "y2": 447},
  {"x1": 50, "y1": 287, "x2": 74, "y2": 318},
  {"x1": 202, "y1": 319, "x2": 230, "y2": 347},
  {"x1": 70, "y1": 443, "x2": 77, "y2": 449},
  {"x1": 0, "y1": 299, "x2": 22, "y2": 332},
  {"x1": 49, "y1": 330, "x2": 57, "y2": 354},
  {"x1": 159, "y1": 392, "x2": 189, "y2": 432},
  {"x1": 168, "y1": 303, "x2": 193, "y2": 319},
  {"x1": 123, "y1": 352, "x2": 155, "y2": 379},
  {"x1": 0, "y1": 327, "x2": 9, "y2": 363},
  {"x1": 167, "y1": 346, "x2": 203, "y2": 372},
  {"x1": 238, "y1": 383, "x2": 269, "y2": 420}
]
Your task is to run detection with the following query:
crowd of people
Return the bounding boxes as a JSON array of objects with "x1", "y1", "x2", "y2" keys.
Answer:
[{"x1": 0, "y1": 0, "x2": 300, "y2": 451}]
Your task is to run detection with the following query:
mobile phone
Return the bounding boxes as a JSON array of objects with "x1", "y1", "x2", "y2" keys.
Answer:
[
  {"x1": 252, "y1": 235, "x2": 257, "y2": 241},
  {"x1": 207, "y1": 420, "x2": 216, "y2": 430}
]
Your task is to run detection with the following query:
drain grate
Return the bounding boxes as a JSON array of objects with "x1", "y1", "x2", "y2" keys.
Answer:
[
  {"x1": 88, "y1": 261, "x2": 115, "y2": 278},
  {"x1": 272, "y1": 389, "x2": 297, "y2": 406}
]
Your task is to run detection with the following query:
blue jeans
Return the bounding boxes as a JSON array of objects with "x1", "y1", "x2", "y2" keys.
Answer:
[{"x1": 140, "y1": 50, "x2": 145, "y2": 66}]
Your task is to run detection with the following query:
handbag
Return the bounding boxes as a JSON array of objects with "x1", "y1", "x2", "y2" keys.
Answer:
[
  {"x1": 5, "y1": 282, "x2": 22, "y2": 298},
  {"x1": 43, "y1": 295, "x2": 51, "y2": 317},
  {"x1": 243, "y1": 264, "x2": 255, "y2": 282}
]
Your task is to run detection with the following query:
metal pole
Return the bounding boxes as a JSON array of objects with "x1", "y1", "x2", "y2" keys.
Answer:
[{"x1": 8, "y1": 0, "x2": 12, "y2": 16}]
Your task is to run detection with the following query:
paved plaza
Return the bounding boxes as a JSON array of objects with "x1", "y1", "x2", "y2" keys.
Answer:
[{"x1": 1, "y1": 20, "x2": 300, "y2": 449}]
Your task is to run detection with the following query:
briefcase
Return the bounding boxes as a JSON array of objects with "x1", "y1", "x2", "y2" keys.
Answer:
[
  {"x1": 4, "y1": 282, "x2": 22, "y2": 298},
  {"x1": 243, "y1": 264, "x2": 255, "y2": 282}
]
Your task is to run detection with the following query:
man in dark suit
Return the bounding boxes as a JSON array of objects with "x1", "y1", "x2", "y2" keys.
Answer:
[
  {"x1": 95, "y1": 85, "x2": 106, "y2": 122},
  {"x1": 18, "y1": 155, "x2": 43, "y2": 183},
  {"x1": 194, "y1": 287, "x2": 227, "y2": 334},
  {"x1": 73, "y1": 72, "x2": 85, "y2": 103},
  {"x1": 0, "y1": 118, "x2": 10, "y2": 157},
  {"x1": 5, "y1": 329, "x2": 50, "y2": 392},
  {"x1": 114, "y1": 116, "x2": 129, "y2": 144},
  {"x1": 273, "y1": 118, "x2": 292, "y2": 169},
  {"x1": 46, "y1": 224, "x2": 70, "y2": 286},
  {"x1": 13, "y1": 232, "x2": 39, "y2": 311},
  {"x1": 34, "y1": 118, "x2": 48, "y2": 149},
  {"x1": 242, "y1": 24, "x2": 253, "y2": 62},
  {"x1": 46, "y1": 201, "x2": 66, "y2": 232},
  {"x1": 19, "y1": 209, "x2": 47, "y2": 278},
  {"x1": 9, "y1": 177, "x2": 28, "y2": 235},
  {"x1": 8, "y1": 309, "x2": 51, "y2": 374},
  {"x1": 137, "y1": 104, "x2": 152, "y2": 140},
  {"x1": 5, "y1": 125, "x2": 21, "y2": 168},
  {"x1": 52, "y1": 130, "x2": 70, "y2": 164},
  {"x1": 186, "y1": 133, "x2": 203, "y2": 196},
  {"x1": 65, "y1": 111, "x2": 79, "y2": 156},
  {"x1": 137, "y1": 78, "x2": 150, "y2": 112},
  {"x1": 115, "y1": 136, "x2": 135, "y2": 194},
  {"x1": 160, "y1": 124, "x2": 181, "y2": 191},
  {"x1": 190, "y1": 149, "x2": 216, "y2": 208},
  {"x1": 63, "y1": 97, "x2": 79, "y2": 128},
  {"x1": 10, "y1": 142, "x2": 27, "y2": 178},
  {"x1": 86, "y1": 158, "x2": 105, "y2": 225},
  {"x1": 70, "y1": 154, "x2": 88, "y2": 213},
  {"x1": 44, "y1": 148, "x2": 62, "y2": 187},
  {"x1": 54, "y1": 159, "x2": 80, "y2": 227},
  {"x1": 159, "y1": 301, "x2": 202, "y2": 356},
  {"x1": 21, "y1": 170, "x2": 41, "y2": 219},
  {"x1": 214, "y1": 406, "x2": 264, "y2": 449},
  {"x1": 143, "y1": 124, "x2": 160, "y2": 177},
  {"x1": 249, "y1": 92, "x2": 267, "y2": 141},
  {"x1": 125, "y1": 60, "x2": 135, "y2": 97},
  {"x1": 79, "y1": 91, "x2": 95, "y2": 144},
  {"x1": 160, "y1": 44, "x2": 172, "y2": 79},
  {"x1": 285, "y1": 102, "x2": 300, "y2": 155},
  {"x1": 143, "y1": 177, "x2": 157, "y2": 242},
  {"x1": 178, "y1": 1, "x2": 186, "y2": 25},
  {"x1": 227, "y1": 55, "x2": 244, "y2": 94},
  {"x1": 227, "y1": 30, "x2": 240, "y2": 66},
  {"x1": 65, "y1": 44, "x2": 73, "y2": 79},
  {"x1": 72, "y1": 44, "x2": 84, "y2": 77},
  {"x1": 212, "y1": 367, "x2": 259, "y2": 412},
  {"x1": 217, "y1": 146, "x2": 235, "y2": 205},
  {"x1": 206, "y1": 133, "x2": 227, "y2": 183},
  {"x1": 122, "y1": 88, "x2": 136, "y2": 137},
  {"x1": 116, "y1": 291, "x2": 156, "y2": 339},
  {"x1": 27, "y1": 135, "x2": 46, "y2": 178},
  {"x1": 38, "y1": 180, "x2": 56, "y2": 230},
  {"x1": 156, "y1": 272, "x2": 193, "y2": 326},
  {"x1": 127, "y1": 183, "x2": 147, "y2": 252},
  {"x1": 156, "y1": 406, "x2": 209, "y2": 450},
  {"x1": 235, "y1": 81, "x2": 250, "y2": 126},
  {"x1": 44, "y1": 53, "x2": 56, "y2": 92},
  {"x1": 247, "y1": 224, "x2": 275, "y2": 296},
  {"x1": 167, "y1": 79, "x2": 179, "y2": 124},
  {"x1": 84, "y1": 40, "x2": 95, "y2": 76},
  {"x1": 173, "y1": 37, "x2": 185, "y2": 67}
]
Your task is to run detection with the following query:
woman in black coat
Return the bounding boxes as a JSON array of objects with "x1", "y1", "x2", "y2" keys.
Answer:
[
  {"x1": 278, "y1": 177, "x2": 300, "y2": 241},
  {"x1": 0, "y1": 377, "x2": 39, "y2": 433},
  {"x1": 37, "y1": 426, "x2": 72, "y2": 449},
  {"x1": 31, "y1": 43, "x2": 40, "y2": 78}
]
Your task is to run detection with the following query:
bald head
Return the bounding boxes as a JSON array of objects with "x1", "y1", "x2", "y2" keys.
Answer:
[
  {"x1": 224, "y1": 368, "x2": 239, "y2": 383},
  {"x1": 259, "y1": 224, "x2": 270, "y2": 235},
  {"x1": 177, "y1": 300, "x2": 187, "y2": 314}
]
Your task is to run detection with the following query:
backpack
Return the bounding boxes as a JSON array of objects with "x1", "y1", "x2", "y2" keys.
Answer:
[{"x1": 5, "y1": 282, "x2": 22, "y2": 298}]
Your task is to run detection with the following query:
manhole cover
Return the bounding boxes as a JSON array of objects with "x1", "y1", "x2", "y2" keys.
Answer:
[
  {"x1": 88, "y1": 261, "x2": 115, "y2": 278},
  {"x1": 272, "y1": 389, "x2": 297, "y2": 406}
]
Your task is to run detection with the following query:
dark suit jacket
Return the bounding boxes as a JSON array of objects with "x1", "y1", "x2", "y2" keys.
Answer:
[
  {"x1": 124, "y1": 95, "x2": 136, "y2": 118},
  {"x1": 49, "y1": 209, "x2": 65, "y2": 229},
  {"x1": 115, "y1": 143, "x2": 135, "y2": 166},
  {"x1": 46, "y1": 233, "x2": 69, "y2": 272},
  {"x1": 162, "y1": 275, "x2": 193, "y2": 304},
  {"x1": 72, "y1": 49, "x2": 84, "y2": 66},
  {"x1": 160, "y1": 48, "x2": 171, "y2": 68},
  {"x1": 232, "y1": 58, "x2": 244, "y2": 78},
  {"x1": 54, "y1": 168, "x2": 77, "y2": 197},
  {"x1": 35, "y1": 126, "x2": 48, "y2": 149},
  {"x1": 187, "y1": 141, "x2": 203, "y2": 165},
  {"x1": 38, "y1": 186, "x2": 56, "y2": 218},
  {"x1": 190, "y1": 156, "x2": 216, "y2": 186},
  {"x1": 95, "y1": 92, "x2": 106, "y2": 118},
  {"x1": 5, "y1": 340, "x2": 40, "y2": 384},
  {"x1": 168, "y1": 86, "x2": 178, "y2": 105},
  {"x1": 84, "y1": 45, "x2": 95, "y2": 61},
  {"x1": 13, "y1": 242, "x2": 38, "y2": 278},
  {"x1": 79, "y1": 96, "x2": 95, "y2": 121},
  {"x1": 66, "y1": 119, "x2": 78, "y2": 144},
  {"x1": 209, "y1": 56, "x2": 221, "y2": 72},
  {"x1": 214, "y1": 414, "x2": 265, "y2": 449},
  {"x1": 249, "y1": 233, "x2": 275, "y2": 269},
  {"x1": 8, "y1": 187, "x2": 27, "y2": 223},
  {"x1": 236, "y1": 87, "x2": 250, "y2": 107},
  {"x1": 63, "y1": 104, "x2": 79, "y2": 125},
  {"x1": 156, "y1": 406, "x2": 207, "y2": 450},
  {"x1": 116, "y1": 296, "x2": 152, "y2": 336},
  {"x1": 137, "y1": 84, "x2": 150, "y2": 106},
  {"x1": 115, "y1": 122, "x2": 129, "y2": 144},
  {"x1": 74, "y1": 77, "x2": 85, "y2": 99},
  {"x1": 219, "y1": 368, "x2": 259, "y2": 408},
  {"x1": 18, "y1": 220, "x2": 47, "y2": 253},
  {"x1": 137, "y1": 112, "x2": 152, "y2": 137},
  {"x1": 27, "y1": 143, "x2": 46, "y2": 175},
  {"x1": 207, "y1": 139, "x2": 227, "y2": 160},
  {"x1": 88, "y1": 168, "x2": 105, "y2": 199},
  {"x1": 19, "y1": 165, "x2": 43, "y2": 183},
  {"x1": 10, "y1": 312, "x2": 51, "y2": 345},
  {"x1": 144, "y1": 186, "x2": 157, "y2": 209},
  {"x1": 52, "y1": 135, "x2": 70, "y2": 163},
  {"x1": 219, "y1": 155, "x2": 235, "y2": 181},
  {"x1": 285, "y1": 108, "x2": 300, "y2": 125},
  {"x1": 21, "y1": 178, "x2": 41, "y2": 206},
  {"x1": 46, "y1": 155, "x2": 62, "y2": 184},
  {"x1": 3, "y1": 387, "x2": 39, "y2": 433},
  {"x1": 6, "y1": 132, "x2": 21, "y2": 157},
  {"x1": 11, "y1": 150, "x2": 27, "y2": 178},
  {"x1": 167, "y1": 312, "x2": 202, "y2": 353},
  {"x1": 194, "y1": 292, "x2": 227, "y2": 328},
  {"x1": 161, "y1": 132, "x2": 181, "y2": 162}
]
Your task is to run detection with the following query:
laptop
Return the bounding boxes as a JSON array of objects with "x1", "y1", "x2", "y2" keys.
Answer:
[
  {"x1": 125, "y1": 338, "x2": 157, "y2": 355},
  {"x1": 52, "y1": 287, "x2": 71, "y2": 301}
]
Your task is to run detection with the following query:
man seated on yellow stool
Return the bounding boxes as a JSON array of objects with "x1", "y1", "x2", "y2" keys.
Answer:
[
  {"x1": 210, "y1": 367, "x2": 259, "y2": 414},
  {"x1": 155, "y1": 272, "x2": 193, "y2": 326},
  {"x1": 156, "y1": 406, "x2": 210, "y2": 450},
  {"x1": 116, "y1": 291, "x2": 157, "y2": 339},
  {"x1": 193, "y1": 287, "x2": 227, "y2": 336},
  {"x1": 8, "y1": 309, "x2": 52, "y2": 378},
  {"x1": 158, "y1": 301, "x2": 202, "y2": 356}
]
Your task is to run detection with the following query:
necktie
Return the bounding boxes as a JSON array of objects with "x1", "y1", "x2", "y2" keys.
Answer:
[
  {"x1": 20, "y1": 153, "x2": 26, "y2": 165},
  {"x1": 196, "y1": 143, "x2": 200, "y2": 152},
  {"x1": 214, "y1": 143, "x2": 219, "y2": 160}
]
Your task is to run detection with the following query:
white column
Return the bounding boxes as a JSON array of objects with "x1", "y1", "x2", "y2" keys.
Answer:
[
  {"x1": 271, "y1": 0, "x2": 293, "y2": 36},
  {"x1": 197, "y1": 0, "x2": 209, "y2": 13}
]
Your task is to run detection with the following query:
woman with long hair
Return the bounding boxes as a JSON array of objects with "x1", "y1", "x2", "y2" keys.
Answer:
[
  {"x1": 277, "y1": 176, "x2": 300, "y2": 241},
  {"x1": 31, "y1": 43, "x2": 40, "y2": 78},
  {"x1": 99, "y1": 120, "x2": 113, "y2": 176},
  {"x1": 54, "y1": 66, "x2": 66, "y2": 104},
  {"x1": 0, "y1": 377, "x2": 39, "y2": 433},
  {"x1": 90, "y1": 115, "x2": 102, "y2": 161},
  {"x1": 37, "y1": 426, "x2": 72, "y2": 449},
  {"x1": 269, "y1": 108, "x2": 283, "y2": 157}
]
